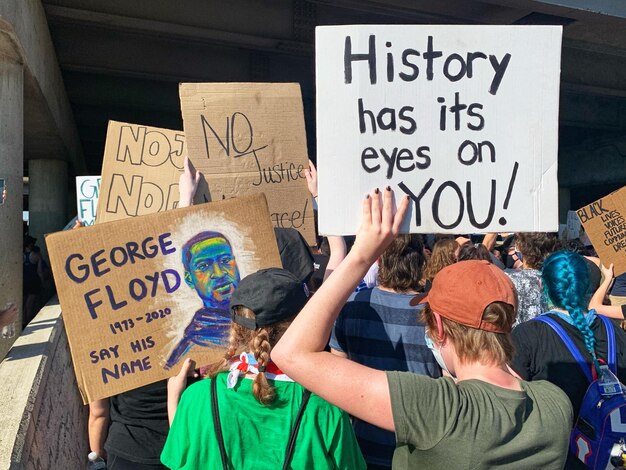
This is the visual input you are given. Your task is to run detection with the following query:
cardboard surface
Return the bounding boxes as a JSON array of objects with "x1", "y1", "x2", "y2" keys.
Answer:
[
  {"x1": 96, "y1": 121, "x2": 186, "y2": 224},
  {"x1": 76, "y1": 176, "x2": 101, "y2": 226},
  {"x1": 316, "y1": 25, "x2": 562, "y2": 234},
  {"x1": 577, "y1": 186, "x2": 626, "y2": 276},
  {"x1": 180, "y1": 83, "x2": 315, "y2": 245},
  {"x1": 46, "y1": 194, "x2": 281, "y2": 403}
]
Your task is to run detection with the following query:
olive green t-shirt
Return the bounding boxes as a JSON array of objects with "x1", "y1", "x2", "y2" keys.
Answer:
[
  {"x1": 387, "y1": 372, "x2": 573, "y2": 470},
  {"x1": 161, "y1": 373, "x2": 365, "y2": 470}
]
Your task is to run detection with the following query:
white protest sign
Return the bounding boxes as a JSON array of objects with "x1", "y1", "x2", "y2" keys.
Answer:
[
  {"x1": 76, "y1": 176, "x2": 102, "y2": 226},
  {"x1": 566, "y1": 210, "x2": 581, "y2": 240},
  {"x1": 316, "y1": 25, "x2": 562, "y2": 234}
]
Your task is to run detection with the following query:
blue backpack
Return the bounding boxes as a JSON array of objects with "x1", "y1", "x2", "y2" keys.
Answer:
[{"x1": 534, "y1": 314, "x2": 626, "y2": 469}]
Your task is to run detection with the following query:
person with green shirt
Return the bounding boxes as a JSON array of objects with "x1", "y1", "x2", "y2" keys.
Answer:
[
  {"x1": 161, "y1": 267, "x2": 365, "y2": 470},
  {"x1": 272, "y1": 188, "x2": 574, "y2": 470}
]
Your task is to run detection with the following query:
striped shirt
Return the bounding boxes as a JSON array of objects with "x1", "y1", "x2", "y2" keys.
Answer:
[{"x1": 329, "y1": 287, "x2": 441, "y2": 467}]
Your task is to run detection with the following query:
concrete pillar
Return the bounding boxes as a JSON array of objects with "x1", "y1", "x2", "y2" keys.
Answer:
[
  {"x1": 0, "y1": 60, "x2": 24, "y2": 358},
  {"x1": 28, "y1": 159, "x2": 68, "y2": 259},
  {"x1": 559, "y1": 186, "x2": 571, "y2": 224}
]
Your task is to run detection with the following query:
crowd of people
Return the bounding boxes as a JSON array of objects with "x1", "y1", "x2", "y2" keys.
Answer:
[
  {"x1": 81, "y1": 160, "x2": 626, "y2": 469},
  {"x1": 0, "y1": 232, "x2": 51, "y2": 339}
]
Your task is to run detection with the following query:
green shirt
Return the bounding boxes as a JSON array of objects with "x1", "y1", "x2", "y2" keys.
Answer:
[
  {"x1": 387, "y1": 372, "x2": 573, "y2": 470},
  {"x1": 161, "y1": 373, "x2": 365, "y2": 470}
]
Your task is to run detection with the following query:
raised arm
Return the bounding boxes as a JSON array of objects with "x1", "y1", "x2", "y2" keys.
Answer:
[
  {"x1": 482, "y1": 233, "x2": 497, "y2": 251},
  {"x1": 305, "y1": 160, "x2": 348, "y2": 280},
  {"x1": 589, "y1": 264, "x2": 625, "y2": 319},
  {"x1": 305, "y1": 159, "x2": 318, "y2": 202},
  {"x1": 272, "y1": 188, "x2": 409, "y2": 431},
  {"x1": 178, "y1": 156, "x2": 202, "y2": 208},
  {"x1": 324, "y1": 236, "x2": 347, "y2": 281}
]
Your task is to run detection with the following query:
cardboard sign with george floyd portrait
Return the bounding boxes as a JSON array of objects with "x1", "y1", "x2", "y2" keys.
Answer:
[{"x1": 46, "y1": 193, "x2": 281, "y2": 403}]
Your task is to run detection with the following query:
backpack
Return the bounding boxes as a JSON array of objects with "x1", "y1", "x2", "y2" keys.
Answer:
[{"x1": 534, "y1": 314, "x2": 626, "y2": 469}]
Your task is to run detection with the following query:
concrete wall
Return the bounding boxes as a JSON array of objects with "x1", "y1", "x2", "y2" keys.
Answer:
[
  {"x1": 0, "y1": 0, "x2": 84, "y2": 167},
  {"x1": 0, "y1": 298, "x2": 88, "y2": 470},
  {"x1": 0, "y1": 59, "x2": 24, "y2": 361}
]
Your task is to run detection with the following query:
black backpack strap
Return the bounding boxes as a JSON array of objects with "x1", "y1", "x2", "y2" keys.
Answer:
[
  {"x1": 211, "y1": 378, "x2": 228, "y2": 470},
  {"x1": 282, "y1": 389, "x2": 312, "y2": 470}
]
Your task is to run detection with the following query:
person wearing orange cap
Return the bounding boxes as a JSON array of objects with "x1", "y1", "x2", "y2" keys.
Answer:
[{"x1": 273, "y1": 188, "x2": 573, "y2": 469}]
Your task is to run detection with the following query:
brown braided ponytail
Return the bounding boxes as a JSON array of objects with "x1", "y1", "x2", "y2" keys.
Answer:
[
  {"x1": 251, "y1": 327, "x2": 275, "y2": 405},
  {"x1": 205, "y1": 307, "x2": 249, "y2": 378},
  {"x1": 207, "y1": 306, "x2": 293, "y2": 405}
]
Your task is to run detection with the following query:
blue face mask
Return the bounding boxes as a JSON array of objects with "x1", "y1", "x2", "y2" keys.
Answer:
[{"x1": 424, "y1": 331, "x2": 455, "y2": 378}]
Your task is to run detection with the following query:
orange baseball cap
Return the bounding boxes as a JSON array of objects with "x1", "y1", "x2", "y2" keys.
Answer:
[{"x1": 410, "y1": 260, "x2": 517, "y2": 333}]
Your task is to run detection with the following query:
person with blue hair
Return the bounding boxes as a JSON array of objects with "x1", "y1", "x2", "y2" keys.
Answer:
[{"x1": 510, "y1": 250, "x2": 626, "y2": 469}]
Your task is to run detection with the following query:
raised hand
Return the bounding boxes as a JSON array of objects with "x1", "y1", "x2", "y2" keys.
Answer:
[
  {"x1": 350, "y1": 187, "x2": 410, "y2": 266},
  {"x1": 601, "y1": 263, "x2": 615, "y2": 282},
  {"x1": 304, "y1": 160, "x2": 318, "y2": 198},
  {"x1": 179, "y1": 156, "x2": 202, "y2": 208}
]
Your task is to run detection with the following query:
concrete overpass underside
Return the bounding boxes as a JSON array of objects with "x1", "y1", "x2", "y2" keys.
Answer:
[
  {"x1": 43, "y1": 0, "x2": 626, "y2": 203},
  {"x1": 0, "y1": 1, "x2": 625, "y2": 468}
]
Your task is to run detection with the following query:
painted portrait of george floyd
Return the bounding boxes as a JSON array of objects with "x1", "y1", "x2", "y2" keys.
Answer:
[
  {"x1": 160, "y1": 206, "x2": 279, "y2": 371},
  {"x1": 164, "y1": 230, "x2": 241, "y2": 369}
]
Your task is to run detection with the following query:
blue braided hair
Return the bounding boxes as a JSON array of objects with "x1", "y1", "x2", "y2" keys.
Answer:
[{"x1": 542, "y1": 250, "x2": 601, "y2": 373}]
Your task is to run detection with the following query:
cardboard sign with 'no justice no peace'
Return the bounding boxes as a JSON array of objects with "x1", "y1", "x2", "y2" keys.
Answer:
[
  {"x1": 46, "y1": 194, "x2": 281, "y2": 403},
  {"x1": 316, "y1": 25, "x2": 562, "y2": 234},
  {"x1": 180, "y1": 83, "x2": 316, "y2": 245},
  {"x1": 96, "y1": 121, "x2": 187, "y2": 224}
]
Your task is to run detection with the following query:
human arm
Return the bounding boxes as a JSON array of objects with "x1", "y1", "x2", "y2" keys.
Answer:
[
  {"x1": 324, "y1": 236, "x2": 347, "y2": 281},
  {"x1": 305, "y1": 159, "x2": 349, "y2": 280},
  {"x1": 589, "y1": 264, "x2": 625, "y2": 319},
  {"x1": 166, "y1": 358, "x2": 194, "y2": 425},
  {"x1": 178, "y1": 156, "x2": 202, "y2": 208},
  {"x1": 0, "y1": 303, "x2": 18, "y2": 329},
  {"x1": 482, "y1": 233, "x2": 497, "y2": 251},
  {"x1": 330, "y1": 348, "x2": 348, "y2": 358},
  {"x1": 272, "y1": 188, "x2": 409, "y2": 431},
  {"x1": 304, "y1": 159, "x2": 318, "y2": 199},
  {"x1": 455, "y1": 236, "x2": 470, "y2": 247},
  {"x1": 88, "y1": 399, "x2": 110, "y2": 459}
]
